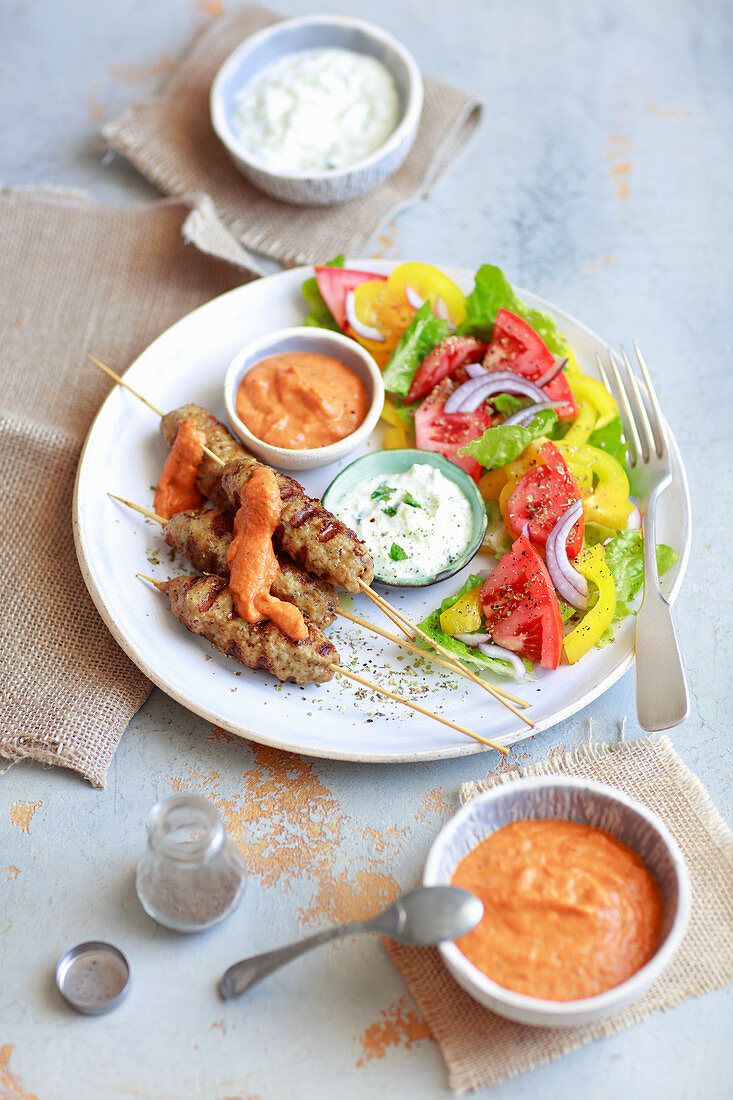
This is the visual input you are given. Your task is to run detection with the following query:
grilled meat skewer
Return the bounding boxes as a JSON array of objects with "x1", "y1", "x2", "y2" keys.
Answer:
[
  {"x1": 160, "y1": 405, "x2": 374, "y2": 593},
  {"x1": 161, "y1": 574, "x2": 338, "y2": 685},
  {"x1": 163, "y1": 508, "x2": 338, "y2": 628}
]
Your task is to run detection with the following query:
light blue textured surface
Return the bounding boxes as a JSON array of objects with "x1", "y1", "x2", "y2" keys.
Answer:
[{"x1": 1, "y1": 1, "x2": 732, "y2": 1097}]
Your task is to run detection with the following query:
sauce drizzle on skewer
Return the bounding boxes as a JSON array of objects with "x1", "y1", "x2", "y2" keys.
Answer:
[
  {"x1": 227, "y1": 466, "x2": 308, "y2": 641},
  {"x1": 154, "y1": 418, "x2": 207, "y2": 519}
]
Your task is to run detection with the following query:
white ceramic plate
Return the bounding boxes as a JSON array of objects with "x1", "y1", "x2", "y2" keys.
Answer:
[{"x1": 73, "y1": 263, "x2": 691, "y2": 762}]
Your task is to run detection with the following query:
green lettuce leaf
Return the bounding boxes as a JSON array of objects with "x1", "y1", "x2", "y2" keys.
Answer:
[
  {"x1": 587, "y1": 415, "x2": 628, "y2": 467},
  {"x1": 603, "y1": 530, "x2": 679, "y2": 619},
  {"x1": 416, "y1": 575, "x2": 526, "y2": 681},
  {"x1": 460, "y1": 409, "x2": 558, "y2": 468},
  {"x1": 457, "y1": 264, "x2": 570, "y2": 358},
  {"x1": 302, "y1": 255, "x2": 344, "y2": 330},
  {"x1": 492, "y1": 394, "x2": 527, "y2": 416},
  {"x1": 381, "y1": 302, "x2": 450, "y2": 395}
]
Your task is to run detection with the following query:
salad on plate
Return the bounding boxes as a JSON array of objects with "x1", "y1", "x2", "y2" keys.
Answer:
[{"x1": 302, "y1": 259, "x2": 677, "y2": 684}]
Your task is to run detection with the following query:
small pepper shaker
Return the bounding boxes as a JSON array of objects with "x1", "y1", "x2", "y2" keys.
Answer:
[{"x1": 136, "y1": 793, "x2": 246, "y2": 933}]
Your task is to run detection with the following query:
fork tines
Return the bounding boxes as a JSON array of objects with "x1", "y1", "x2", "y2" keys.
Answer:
[{"x1": 596, "y1": 343, "x2": 667, "y2": 467}]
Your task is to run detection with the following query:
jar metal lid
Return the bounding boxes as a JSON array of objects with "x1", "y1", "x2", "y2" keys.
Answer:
[{"x1": 55, "y1": 941, "x2": 131, "y2": 1015}]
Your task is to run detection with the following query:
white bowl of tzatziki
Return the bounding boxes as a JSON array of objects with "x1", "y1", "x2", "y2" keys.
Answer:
[
  {"x1": 322, "y1": 450, "x2": 488, "y2": 587},
  {"x1": 210, "y1": 15, "x2": 423, "y2": 206}
]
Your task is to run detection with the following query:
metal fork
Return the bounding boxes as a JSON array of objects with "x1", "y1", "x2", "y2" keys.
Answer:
[{"x1": 597, "y1": 343, "x2": 689, "y2": 731}]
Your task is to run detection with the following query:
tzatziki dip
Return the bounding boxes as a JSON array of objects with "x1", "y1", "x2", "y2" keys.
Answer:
[
  {"x1": 232, "y1": 48, "x2": 400, "y2": 174},
  {"x1": 334, "y1": 464, "x2": 474, "y2": 583}
]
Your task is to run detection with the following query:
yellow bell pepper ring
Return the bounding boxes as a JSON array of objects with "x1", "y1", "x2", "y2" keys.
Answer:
[
  {"x1": 478, "y1": 467, "x2": 509, "y2": 501},
  {"x1": 560, "y1": 398, "x2": 597, "y2": 447},
  {"x1": 555, "y1": 440, "x2": 633, "y2": 529},
  {"x1": 439, "y1": 585, "x2": 483, "y2": 636},
  {"x1": 565, "y1": 372, "x2": 619, "y2": 430},
  {"x1": 381, "y1": 262, "x2": 467, "y2": 328},
  {"x1": 383, "y1": 426, "x2": 412, "y2": 450},
  {"x1": 563, "y1": 545, "x2": 617, "y2": 664},
  {"x1": 381, "y1": 397, "x2": 407, "y2": 428},
  {"x1": 566, "y1": 460, "x2": 593, "y2": 498},
  {"x1": 352, "y1": 262, "x2": 468, "y2": 367}
]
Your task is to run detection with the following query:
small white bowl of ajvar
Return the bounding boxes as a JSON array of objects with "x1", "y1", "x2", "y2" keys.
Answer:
[
  {"x1": 423, "y1": 776, "x2": 690, "y2": 1027},
  {"x1": 223, "y1": 326, "x2": 384, "y2": 471}
]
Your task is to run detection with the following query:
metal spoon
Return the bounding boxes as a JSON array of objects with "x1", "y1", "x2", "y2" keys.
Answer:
[{"x1": 218, "y1": 885, "x2": 483, "y2": 1000}]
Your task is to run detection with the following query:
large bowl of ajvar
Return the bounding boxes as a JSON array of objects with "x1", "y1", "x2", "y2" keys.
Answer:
[{"x1": 423, "y1": 776, "x2": 690, "y2": 1027}]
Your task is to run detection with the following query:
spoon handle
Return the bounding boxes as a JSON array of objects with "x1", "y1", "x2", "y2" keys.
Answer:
[{"x1": 218, "y1": 919, "x2": 372, "y2": 999}]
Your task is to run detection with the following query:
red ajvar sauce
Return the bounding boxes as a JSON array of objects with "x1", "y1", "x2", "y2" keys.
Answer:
[
  {"x1": 154, "y1": 418, "x2": 206, "y2": 520},
  {"x1": 226, "y1": 465, "x2": 308, "y2": 641},
  {"x1": 235, "y1": 351, "x2": 368, "y2": 449},
  {"x1": 451, "y1": 819, "x2": 664, "y2": 1001}
]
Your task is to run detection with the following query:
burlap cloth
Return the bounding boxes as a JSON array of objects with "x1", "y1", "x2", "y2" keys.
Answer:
[
  {"x1": 102, "y1": 4, "x2": 484, "y2": 267},
  {"x1": 0, "y1": 187, "x2": 253, "y2": 788},
  {"x1": 386, "y1": 734, "x2": 733, "y2": 1093}
]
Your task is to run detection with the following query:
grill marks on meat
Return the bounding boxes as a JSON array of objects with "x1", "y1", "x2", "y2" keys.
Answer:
[
  {"x1": 163, "y1": 509, "x2": 338, "y2": 627},
  {"x1": 160, "y1": 404, "x2": 250, "y2": 509},
  {"x1": 275, "y1": 557, "x2": 337, "y2": 628},
  {"x1": 165, "y1": 575, "x2": 338, "y2": 685},
  {"x1": 222, "y1": 460, "x2": 374, "y2": 592}
]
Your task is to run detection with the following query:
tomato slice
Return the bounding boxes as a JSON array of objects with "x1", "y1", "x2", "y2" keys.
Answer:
[
  {"x1": 506, "y1": 442, "x2": 584, "y2": 558},
  {"x1": 414, "y1": 375, "x2": 493, "y2": 482},
  {"x1": 484, "y1": 309, "x2": 577, "y2": 418},
  {"x1": 480, "y1": 532, "x2": 563, "y2": 669},
  {"x1": 313, "y1": 266, "x2": 387, "y2": 331},
  {"x1": 406, "y1": 336, "x2": 488, "y2": 404}
]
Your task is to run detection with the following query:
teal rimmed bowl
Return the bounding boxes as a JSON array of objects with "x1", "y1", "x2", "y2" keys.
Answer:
[{"x1": 322, "y1": 449, "x2": 487, "y2": 588}]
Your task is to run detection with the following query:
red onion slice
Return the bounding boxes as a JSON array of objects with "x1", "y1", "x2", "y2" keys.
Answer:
[
  {"x1": 454, "y1": 632, "x2": 491, "y2": 646},
  {"x1": 535, "y1": 356, "x2": 568, "y2": 388},
  {"x1": 545, "y1": 499, "x2": 588, "y2": 610},
  {"x1": 465, "y1": 362, "x2": 487, "y2": 378},
  {"x1": 502, "y1": 400, "x2": 566, "y2": 427},
  {"x1": 477, "y1": 642, "x2": 527, "y2": 678},
  {"x1": 444, "y1": 371, "x2": 548, "y2": 414},
  {"x1": 443, "y1": 374, "x2": 497, "y2": 413},
  {"x1": 434, "y1": 296, "x2": 456, "y2": 332},
  {"x1": 454, "y1": 634, "x2": 525, "y2": 676},
  {"x1": 345, "y1": 290, "x2": 384, "y2": 343},
  {"x1": 405, "y1": 285, "x2": 424, "y2": 310}
]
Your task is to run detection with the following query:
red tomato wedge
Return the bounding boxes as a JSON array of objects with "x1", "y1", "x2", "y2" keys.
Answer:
[
  {"x1": 406, "y1": 336, "x2": 488, "y2": 404},
  {"x1": 313, "y1": 266, "x2": 387, "y2": 331},
  {"x1": 506, "y1": 442, "x2": 584, "y2": 558},
  {"x1": 414, "y1": 375, "x2": 493, "y2": 482},
  {"x1": 480, "y1": 533, "x2": 563, "y2": 669},
  {"x1": 483, "y1": 309, "x2": 577, "y2": 418}
]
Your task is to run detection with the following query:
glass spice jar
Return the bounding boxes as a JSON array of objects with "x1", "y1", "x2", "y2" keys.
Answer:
[{"x1": 136, "y1": 794, "x2": 246, "y2": 933}]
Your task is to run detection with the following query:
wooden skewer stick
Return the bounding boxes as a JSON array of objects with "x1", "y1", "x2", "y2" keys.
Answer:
[
  {"x1": 336, "y1": 608, "x2": 528, "y2": 706},
  {"x1": 137, "y1": 573, "x2": 168, "y2": 591},
  {"x1": 109, "y1": 493, "x2": 165, "y2": 524},
  {"x1": 136, "y1": 575, "x2": 507, "y2": 752},
  {"x1": 359, "y1": 587, "x2": 416, "y2": 639},
  {"x1": 358, "y1": 580, "x2": 533, "y2": 725},
  {"x1": 357, "y1": 582, "x2": 415, "y2": 638},
  {"x1": 89, "y1": 356, "x2": 164, "y2": 417},
  {"x1": 337, "y1": 608, "x2": 487, "y2": 685},
  {"x1": 89, "y1": 355, "x2": 225, "y2": 467},
  {"x1": 331, "y1": 666, "x2": 507, "y2": 752}
]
